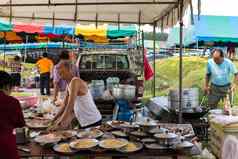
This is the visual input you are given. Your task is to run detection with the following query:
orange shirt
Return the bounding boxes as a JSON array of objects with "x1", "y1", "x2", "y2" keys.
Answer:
[{"x1": 36, "y1": 57, "x2": 53, "y2": 74}]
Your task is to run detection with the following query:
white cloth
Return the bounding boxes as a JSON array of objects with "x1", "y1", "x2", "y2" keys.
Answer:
[
  {"x1": 210, "y1": 115, "x2": 238, "y2": 126},
  {"x1": 74, "y1": 90, "x2": 102, "y2": 127},
  {"x1": 222, "y1": 135, "x2": 238, "y2": 159}
]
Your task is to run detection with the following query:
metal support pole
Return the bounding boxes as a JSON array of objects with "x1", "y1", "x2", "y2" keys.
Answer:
[
  {"x1": 3, "y1": 32, "x2": 6, "y2": 70},
  {"x1": 178, "y1": 0, "x2": 184, "y2": 124},
  {"x1": 117, "y1": 13, "x2": 120, "y2": 30},
  {"x1": 153, "y1": 22, "x2": 156, "y2": 97},
  {"x1": 24, "y1": 35, "x2": 28, "y2": 63},
  {"x1": 95, "y1": 13, "x2": 98, "y2": 28},
  {"x1": 52, "y1": 12, "x2": 55, "y2": 27},
  {"x1": 138, "y1": 10, "x2": 141, "y2": 31},
  {"x1": 74, "y1": 0, "x2": 78, "y2": 22},
  {"x1": 63, "y1": 31, "x2": 65, "y2": 49},
  {"x1": 9, "y1": 0, "x2": 12, "y2": 23},
  {"x1": 142, "y1": 30, "x2": 145, "y2": 76}
]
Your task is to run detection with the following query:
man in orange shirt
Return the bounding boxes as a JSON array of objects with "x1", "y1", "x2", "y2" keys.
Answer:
[{"x1": 36, "y1": 52, "x2": 54, "y2": 95}]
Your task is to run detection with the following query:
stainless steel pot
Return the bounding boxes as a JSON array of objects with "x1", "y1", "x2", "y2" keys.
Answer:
[
  {"x1": 149, "y1": 126, "x2": 168, "y2": 134},
  {"x1": 154, "y1": 131, "x2": 178, "y2": 146},
  {"x1": 137, "y1": 119, "x2": 158, "y2": 132}
]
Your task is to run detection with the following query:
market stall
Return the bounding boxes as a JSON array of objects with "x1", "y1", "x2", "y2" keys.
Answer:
[
  {"x1": 0, "y1": 0, "x2": 204, "y2": 158},
  {"x1": 18, "y1": 104, "x2": 200, "y2": 158}
]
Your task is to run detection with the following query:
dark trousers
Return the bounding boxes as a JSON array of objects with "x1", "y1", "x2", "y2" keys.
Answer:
[{"x1": 40, "y1": 72, "x2": 50, "y2": 95}]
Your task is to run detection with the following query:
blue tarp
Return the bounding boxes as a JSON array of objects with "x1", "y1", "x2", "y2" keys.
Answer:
[
  {"x1": 44, "y1": 25, "x2": 75, "y2": 35},
  {"x1": 0, "y1": 41, "x2": 134, "y2": 50},
  {"x1": 167, "y1": 15, "x2": 238, "y2": 47},
  {"x1": 0, "y1": 42, "x2": 78, "y2": 50},
  {"x1": 194, "y1": 15, "x2": 238, "y2": 42}
]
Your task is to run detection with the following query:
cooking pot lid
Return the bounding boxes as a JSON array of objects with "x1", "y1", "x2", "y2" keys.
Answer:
[
  {"x1": 154, "y1": 131, "x2": 177, "y2": 139},
  {"x1": 149, "y1": 127, "x2": 168, "y2": 134},
  {"x1": 176, "y1": 141, "x2": 193, "y2": 148}
]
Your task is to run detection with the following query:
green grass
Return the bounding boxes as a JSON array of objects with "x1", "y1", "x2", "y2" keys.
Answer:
[{"x1": 144, "y1": 56, "x2": 238, "y2": 106}]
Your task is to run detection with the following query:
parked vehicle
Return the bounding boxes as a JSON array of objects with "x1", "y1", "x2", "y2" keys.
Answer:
[{"x1": 76, "y1": 49, "x2": 144, "y2": 117}]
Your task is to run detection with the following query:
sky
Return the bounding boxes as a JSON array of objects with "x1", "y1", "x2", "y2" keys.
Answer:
[
  {"x1": 197, "y1": 0, "x2": 238, "y2": 16},
  {"x1": 142, "y1": 0, "x2": 238, "y2": 32}
]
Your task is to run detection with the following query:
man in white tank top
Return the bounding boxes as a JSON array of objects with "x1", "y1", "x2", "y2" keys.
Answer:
[{"x1": 49, "y1": 61, "x2": 102, "y2": 130}]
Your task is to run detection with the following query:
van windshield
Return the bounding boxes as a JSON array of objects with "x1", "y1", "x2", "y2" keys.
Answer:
[{"x1": 79, "y1": 54, "x2": 129, "y2": 69}]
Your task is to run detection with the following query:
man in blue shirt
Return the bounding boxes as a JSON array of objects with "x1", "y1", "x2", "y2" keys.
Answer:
[{"x1": 205, "y1": 48, "x2": 238, "y2": 108}]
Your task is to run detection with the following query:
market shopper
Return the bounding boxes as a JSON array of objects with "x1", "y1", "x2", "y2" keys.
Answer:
[
  {"x1": 9, "y1": 55, "x2": 22, "y2": 91},
  {"x1": 204, "y1": 48, "x2": 238, "y2": 108},
  {"x1": 0, "y1": 71, "x2": 25, "y2": 159},
  {"x1": 49, "y1": 60, "x2": 101, "y2": 130},
  {"x1": 36, "y1": 52, "x2": 54, "y2": 96},
  {"x1": 53, "y1": 50, "x2": 79, "y2": 105}
]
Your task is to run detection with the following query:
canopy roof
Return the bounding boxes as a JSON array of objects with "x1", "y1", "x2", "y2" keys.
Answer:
[
  {"x1": 167, "y1": 15, "x2": 238, "y2": 47},
  {"x1": 0, "y1": 0, "x2": 190, "y2": 26},
  {"x1": 194, "y1": 15, "x2": 238, "y2": 42}
]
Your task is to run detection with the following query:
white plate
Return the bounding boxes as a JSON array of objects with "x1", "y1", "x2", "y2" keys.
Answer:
[
  {"x1": 69, "y1": 139, "x2": 99, "y2": 150},
  {"x1": 99, "y1": 138, "x2": 128, "y2": 149}
]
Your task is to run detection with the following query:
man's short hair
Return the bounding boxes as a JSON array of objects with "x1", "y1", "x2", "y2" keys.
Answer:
[
  {"x1": 59, "y1": 60, "x2": 79, "y2": 77},
  {"x1": 59, "y1": 50, "x2": 70, "y2": 60},
  {"x1": 14, "y1": 55, "x2": 21, "y2": 61},
  {"x1": 43, "y1": 52, "x2": 48, "y2": 57},
  {"x1": 211, "y1": 48, "x2": 224, "y2": 57},
  {"x1": 0, "y1": 71, "x2": 13, "y2": 90},
  {"x1": 60, "y1": 60, "x2": 74, "y2": 71}
]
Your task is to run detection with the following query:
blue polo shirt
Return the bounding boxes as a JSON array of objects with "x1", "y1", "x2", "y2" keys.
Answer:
[{"x1": 207, "y1": 58, "x2": 238, "y2": 86}]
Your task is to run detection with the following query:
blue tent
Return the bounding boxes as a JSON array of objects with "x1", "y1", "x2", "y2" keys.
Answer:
[{"x1": 167, "y1": 15, "x2": 238, "y2": 47}]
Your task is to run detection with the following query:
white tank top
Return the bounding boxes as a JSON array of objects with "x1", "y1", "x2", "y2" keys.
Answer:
[{"x1": 73, "y1": 90, "x2": 102, "y2": 127}]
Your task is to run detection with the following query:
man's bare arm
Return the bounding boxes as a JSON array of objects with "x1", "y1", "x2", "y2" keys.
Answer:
[
  {"x1": 52, "y1": 90, "x2": 69, "y2": 122},
  {"x1": 53, "y1": 82, "x2": 59, "y2": 102},
  {"x1": 205, "y1": 74, "x2": 210, "y2": 88},
  {"x1": 62, "y1": 79, "x2": 80, "y2": 116}
]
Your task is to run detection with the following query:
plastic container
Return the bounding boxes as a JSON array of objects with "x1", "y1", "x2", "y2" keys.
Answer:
[
  {"x1": 123, "y1": 85, "x2": 136, "y2": 100},
  {"x1": 90, "y1": 80, "x2": 105, "y2": 99},
  {"x1": 106, "y1": 77, "x2": 120, "y2": 90}
]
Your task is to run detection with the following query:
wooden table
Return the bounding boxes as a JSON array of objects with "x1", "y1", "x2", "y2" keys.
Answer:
[{"x1": 18, "y1": 142, "x2": 200, "y2": 159}]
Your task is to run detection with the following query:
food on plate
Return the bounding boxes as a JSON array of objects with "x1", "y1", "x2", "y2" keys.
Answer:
[
  {"x1": 55, "y1": 143, "x2": 72, "y2": 152},
  {"x1": 107, "y1": 120, "x2": 126, "y2": 128},
  {"x1": 130, "y1": 130, "x2": 147, "y2": 137},
  {"x1": 98, "y1": 123, "x2": 113, "y2": 132},
  {"x1": 26, "y1": 119, "x2": 50, "y2": 129},
  {"x1": 53, "y1": 130, "x2": 76, "y2": 139},
  {"x1": 145, "y1": 143, "x2": 168, "y2": 150},
  {"x1": 112, "y1": 120, "x2": 125, "y2": 125},
  {"x1": 77, "y1": 129, "x2": 103, "y2": 138},
  {"x1": 34, "y1": 134, "x2": 61, "y2": 144},
  {"x1": 141, "y1": 138, "x2": 156, "y2": 143},
  {"x1": 70, "y1": 139, "x2": 98, "y2": 149},
  {"x1": 120, "y1": 122, "x2": 139, "y2": 128},
  {"x1": 157, "y1": 124, "x2": 195, "y2": 138},
  {"x1": 112, "y1": 131, "x2": 127, "y2": 137},
  {"x1": 118, "y1": 142, "x2": 143, "y2": 152},
  {"x1": 99, "y1": 138, "x2": 128, "y2": 149}
]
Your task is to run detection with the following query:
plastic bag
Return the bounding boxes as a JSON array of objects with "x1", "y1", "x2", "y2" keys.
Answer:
[
  {"x1": 201, "y1": 148, "x2": 216, "y2": 159},
  {"x1": 38, "y1": 98, "x2": 55, "y2": 113}
]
